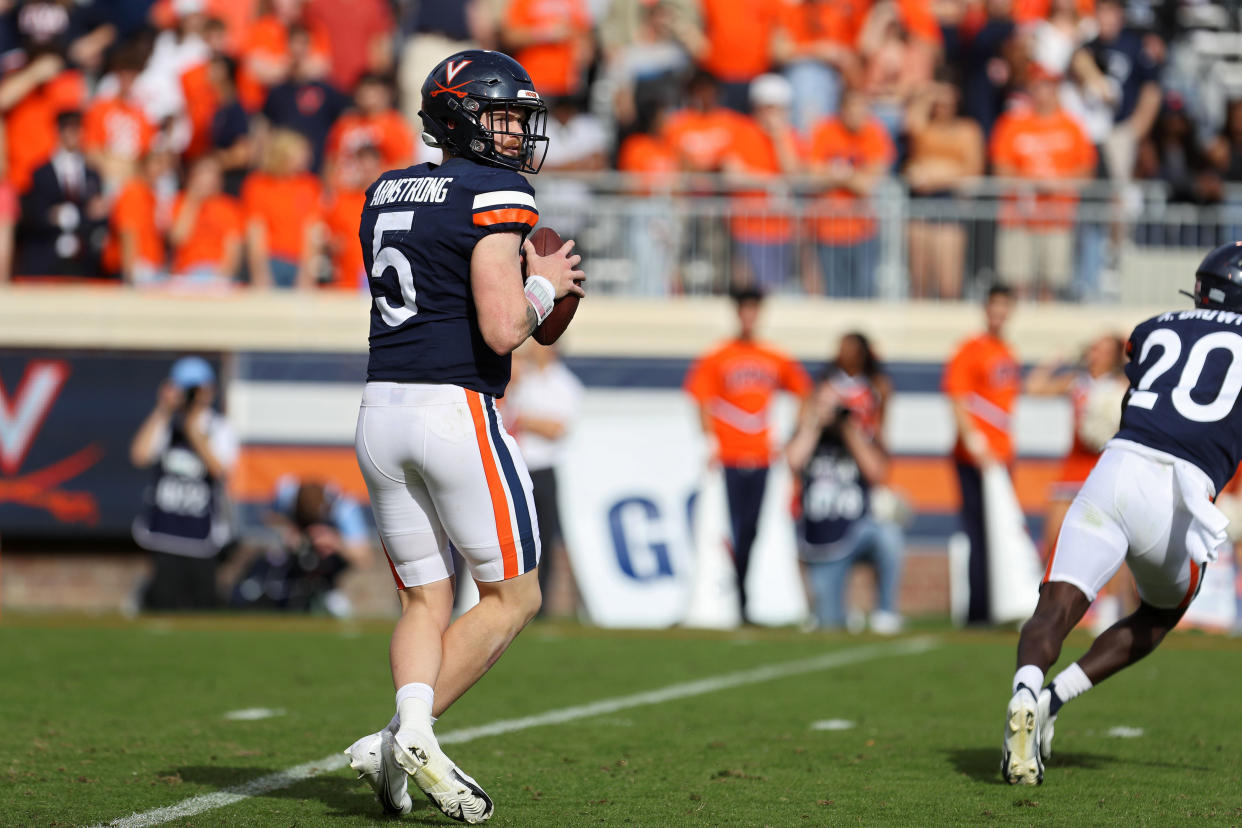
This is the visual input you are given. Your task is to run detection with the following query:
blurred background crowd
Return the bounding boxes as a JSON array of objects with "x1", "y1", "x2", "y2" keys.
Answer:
[{"x1": 4, "y1": 0, "x2": 1242, "y2": 300}]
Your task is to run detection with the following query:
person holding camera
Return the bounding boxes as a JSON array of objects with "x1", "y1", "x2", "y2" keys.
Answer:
[
  {"x1": 230, "y1": 477, "x2": 371, "y2": 616},
  {"x1": 786, "y1": 333, "x2": 904, "y2": 633},
  {"x1": 130, "y1": 356, "x2": 238, "y2": 610}
]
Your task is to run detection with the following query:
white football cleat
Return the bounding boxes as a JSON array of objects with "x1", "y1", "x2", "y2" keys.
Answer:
[
  {"x1": 394, "y1": 726, "x2": 494, "y2": 824},
  {"x1": 1038, "y1": 688, "x2": 1056, "y2": 762},
  {"x1": 344, "y1": 730, "x2": 413, "y2": 815},
  {"x1": 1001, "y1": 685, "x2": 1044, "y2": 785}
]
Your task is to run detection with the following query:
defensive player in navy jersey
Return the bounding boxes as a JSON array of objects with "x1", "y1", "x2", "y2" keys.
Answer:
[
  {"x1": 343, "y1": 51, "x2": 584, "y2": 823},
  {"x1": 1001, "y1": 243, "x2": 1242, "y2": 785}
]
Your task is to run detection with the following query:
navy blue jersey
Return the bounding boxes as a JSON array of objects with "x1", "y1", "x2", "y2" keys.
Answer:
[
  {"x1": 361, "y1": 157, "x2": 538, "y2": 396},
  {"x1": 1115, "y1": 309, "x2": 1242, "y2": 492},
  {"x1": 797, "y1": 426, "x2": 870, "y2": 553}
]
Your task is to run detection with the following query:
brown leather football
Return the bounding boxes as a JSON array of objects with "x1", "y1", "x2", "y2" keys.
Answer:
[{"x1": 524, "y1": 226, "x2": 581, "y2": 346}]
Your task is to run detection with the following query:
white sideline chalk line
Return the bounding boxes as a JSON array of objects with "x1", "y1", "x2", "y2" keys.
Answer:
[
  {"x1": 223, "y1": 708, "x2": 287, "y2": 721},
  {"x1": 89, "y1": 636, "x2": 938, "y2": 828}
]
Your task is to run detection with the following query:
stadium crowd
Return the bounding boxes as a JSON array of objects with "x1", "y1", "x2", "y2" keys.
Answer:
[{"x1": 1, "y1": 0, "x2": 1240, "y2": 297}]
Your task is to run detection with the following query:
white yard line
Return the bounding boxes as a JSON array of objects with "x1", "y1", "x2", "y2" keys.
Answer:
[{"x1": 90, "y1": 636, "x2": 938, "y2": 828}]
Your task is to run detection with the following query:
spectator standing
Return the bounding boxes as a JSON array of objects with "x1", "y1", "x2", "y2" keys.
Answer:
[
  {"x1": 241, "y1": 127, "x2": 323, "y2": 288},
  {"x1": 598, "y1": 0, "x2": 702, "y2": 132},
  {"x1": 206, "y1": 54, "x2": 253, "y2": 196},
  {"x1": 16, "y1": 109, "x2": 107, "y2": 279},
  {"x1": 0, "y1": 51, "x2": 86, "y2": 194},
  {"x1": 856, "y1": 0, "x2": 937, "y2": 143},
  {"x1": 722, "y1": 73, "x2": 804, "y2": 293},
  {"x1": 324, "y1": 73, "x2": 414, "y2": 189},
  {"x1": 772, "y1": 0, "x2": 865, "y2": 132},
  {"x1": 502, "y1": 0, "x2": 593, "y2": 99},
  {"x1": 260, "y1": 23, "x2": 350, "y2": 172},
  {"x1": 787, "y1": 332, "x2": 903, "y2": 633},
  {"x1": 684, "y1": 289, "x2": 811, "y2": 623},
  {"x1": 661, "y1": 71, "x2": 747, "y2": 174},
  {"x1": 942, "y1": 283, "x2": 1019, "y2": 625},
  {"x1": 82, "y1": 42, "x2": 158, "y2": 192},
  {"x1": 322, "y1": 143, "x2": 380, "y2": 290},
  {"x1": 179, "y1": 17, "x2": 233, "y2": 162},
  {"x1": 506, "y1": 343, "x2": 585, "y2": 617},
  {"x1": 101, "y1": 150, "x2": 173, "y2": 284},
  {"x1": 904, "y1": 78, "x2": 984, "y2": 299},
  {"x1": 963, "y1": 0, "x2": 1017, "y2": 139},
  {"x1": 696, "y1": 0, "x2": 780, "y2": 111},
  {"x1": 237, "y1": 0, "x2": 332, "y2": 112},
  {"x1": 130, "y1": 356, "x2": 238, "y2": 611},
  {"x1": 169, "y1": 154, "x2": 244, "y2": 284},
  {"x1": 990, "y1": 64, "x2": 1096, "y2": 300},
  {"x1": 230, "y1": 476, "x2": 371, "y2": 616},
  {"x1": 807, "y1": 86, "x2": 896, "y2": 297}
]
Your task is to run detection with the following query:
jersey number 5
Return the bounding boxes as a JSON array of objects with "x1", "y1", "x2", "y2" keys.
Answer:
[
  {"x1": 371, "y1": 210, "x2": 416, "y2": 326},
  {"x1": 1128, "y1": 328, "x2": 1242, "y2": 422}
]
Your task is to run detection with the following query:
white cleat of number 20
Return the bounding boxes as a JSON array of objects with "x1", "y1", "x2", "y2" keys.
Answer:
[
  {"x1": 345, "y1": 730, "x2": 413, "y2": 815},
  {"x1": 393, "y1": 726, "x2": 494, "y2": 824},
  {"x1": 1001, "y1": 685, "x2": 1044, "y2": 785}
]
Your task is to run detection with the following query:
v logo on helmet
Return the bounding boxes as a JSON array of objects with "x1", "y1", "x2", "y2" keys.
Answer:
[{"x1": 445, "y1": 59, "x2": 472, "y2": 85}]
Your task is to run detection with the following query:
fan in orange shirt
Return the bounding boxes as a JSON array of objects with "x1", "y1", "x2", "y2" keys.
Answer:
[
  {"x1": 237, "y1": 0, "x2": 333, "y2": 112},
  {"x1": 102, "y1": 152, "x2": 173, "y2": 284},
  {"x1": 685, "y1": 289, "x2": 811, "y2": 622},
  {"x1": 661, "y1": 72, "x2": 749, "y2": 174},
  {"x1": 722, "y1": 74, "x2": 804, "y2": 293},
  {"x1": 83, "y1": 48, "x2": 158, "y2": 191},
  {"x1": 990, "y1": 65, "x2": 1096, "y2": 300},
  {"x1": 2, "y1": 55, "x2": 87, "y2": 194},
  {"x1": 503, "y1": 0, "x2": 593, "y2": 98},
  {"x1": 179, "y1": 17, "x2": 232, "y2": 161},
  {"x1": 323, "y1": 143, "x2": 381, "y2": 291},
  {"x1": 323, "y1": 74, "x2": 413, "y2": 191},
  {"x1": 772, "y1": 0, "x2": 865, "y2": 130},
  {"x1": 242, "y1": 128, "x2": 325, "y2": 288},
  {"x1": 169, "y1": 156, "x2": 244, "y2": 285},
  {"x1": 698, "y1": 0, "x2": 781, "y2": 110},
  {"x1": 807, "y1": 87, "x2": 895, "y2": 297}
]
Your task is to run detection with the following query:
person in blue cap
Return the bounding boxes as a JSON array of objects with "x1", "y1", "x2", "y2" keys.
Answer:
[{"x1": 130, "y1": 355, "x2": 239, "y2": 610}]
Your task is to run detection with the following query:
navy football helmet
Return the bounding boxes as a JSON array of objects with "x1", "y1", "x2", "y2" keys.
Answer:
[
  {"x1": 1190, "y1": 242, "x2": 1242, "y2": 311},
  {"x1": 418, "y1": 50, "x2": 548, "y2": 174}
]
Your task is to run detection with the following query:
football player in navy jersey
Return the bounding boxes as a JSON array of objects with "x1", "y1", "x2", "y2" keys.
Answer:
[
  {"x1": 1001, "y1": 243, "x2": 1242, "y2": 785},
  {"x1": 343, "y1": 51, "x2": 584, "y2": 823}
]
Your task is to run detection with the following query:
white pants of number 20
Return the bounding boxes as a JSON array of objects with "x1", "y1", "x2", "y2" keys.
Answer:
[
  {"x1": 355, "y1": 382, "x2": 541, "y2": 589},
  {"x1": 1047, "y1": 439, "x2": 1229, "y2": 610}
]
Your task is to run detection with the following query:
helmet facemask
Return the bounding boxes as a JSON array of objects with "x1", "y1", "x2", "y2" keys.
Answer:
[{"x1": 452, "y1": 97, "x2": 548, "y2": 174}]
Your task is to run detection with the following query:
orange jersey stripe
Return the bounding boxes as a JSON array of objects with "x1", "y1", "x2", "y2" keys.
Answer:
[
  {"x1": 473, "y1": 207, "x2": 538, "y2": 228},
  {"x1": 466, "y1": 391, "x2": 519, "y2": 579}
]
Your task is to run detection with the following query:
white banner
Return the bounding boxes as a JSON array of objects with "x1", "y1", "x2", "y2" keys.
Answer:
[{"x1": 559, "y1": 390, "x2": 806, "y2": 628}]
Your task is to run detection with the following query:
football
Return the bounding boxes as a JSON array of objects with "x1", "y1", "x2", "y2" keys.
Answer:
[{"x1": 524, "y1": 226, "x2": 581, "y2": 346}]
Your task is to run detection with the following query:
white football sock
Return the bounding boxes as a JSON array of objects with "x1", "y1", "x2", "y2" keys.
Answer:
[
  {"x1": 1048, "y1": 662, "x2": 1093, "y2": 713},
  {"x1": 395, "y1": 682, "x2": 435, "y2": 732},
  {"x1": 1013, "y1": 665, "x2": 1044, "y2": 695},
  {"x1": 387, "y1": 712, "x2": 435, "y2": 733}
]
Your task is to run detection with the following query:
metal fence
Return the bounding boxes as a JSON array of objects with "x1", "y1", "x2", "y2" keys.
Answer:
[{"x1": 534, "y1": 173, "x2": 1242, "y2": 304}]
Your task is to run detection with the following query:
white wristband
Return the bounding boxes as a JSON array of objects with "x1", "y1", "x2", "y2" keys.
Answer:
[{"x1": 524, "y1": 274, "x2": 555, "y2": 324}]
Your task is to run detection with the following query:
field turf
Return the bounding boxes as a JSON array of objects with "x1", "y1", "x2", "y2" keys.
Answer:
[{"x1": 1, "y1": 615, "x2": 1241, "y2": 827}]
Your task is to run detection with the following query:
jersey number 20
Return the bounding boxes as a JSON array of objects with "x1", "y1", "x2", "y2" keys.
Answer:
[
  {"x1": 1128, "y1": 328, "x2": 1242, "y2": 422},
  {"x1": 371, "y1": 211, "x2": 416, "y2": 326}
]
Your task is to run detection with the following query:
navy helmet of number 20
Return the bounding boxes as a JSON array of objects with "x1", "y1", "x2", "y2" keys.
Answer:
[
  {"x1": 359, "y1": 50, "x2": 549, "y2": 397},
  {"x1": 1115, "y1": 241, "x2": 1242, "y2": 493}
]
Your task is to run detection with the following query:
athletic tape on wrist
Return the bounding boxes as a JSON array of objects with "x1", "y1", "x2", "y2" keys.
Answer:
[{"x1": 524, "y1": 274, "x2": 555, "y2": 324}]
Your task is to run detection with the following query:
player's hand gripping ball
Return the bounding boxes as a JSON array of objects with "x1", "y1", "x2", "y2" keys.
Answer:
[{"x1": 523, "y1": 226, "x2": 582, "y2": 346}]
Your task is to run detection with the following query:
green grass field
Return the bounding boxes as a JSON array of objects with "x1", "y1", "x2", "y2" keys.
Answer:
[{"x1": 2, "y1": 615, "x2": 1240, "y2": 827}]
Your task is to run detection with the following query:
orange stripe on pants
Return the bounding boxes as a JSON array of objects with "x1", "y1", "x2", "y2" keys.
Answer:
[
  {"x1": 380, "y1": 538, "x2": 406, "y2": 590},
  {"x1": 1178, "y1": 560, "x2": 1203, "y2": 610},
  {"x1": 466, "y1": 391, "x2": 519, "y2": 579}
]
